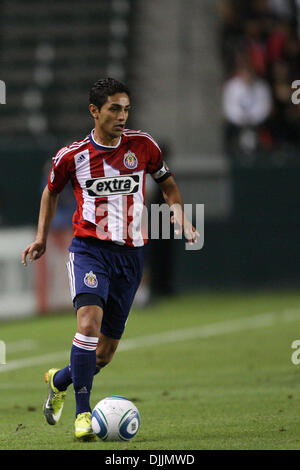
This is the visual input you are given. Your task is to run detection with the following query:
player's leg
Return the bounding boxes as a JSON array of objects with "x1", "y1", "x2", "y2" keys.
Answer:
[
  {"x1": 95, "y1": 332, "x2": 120, "y2": 373},
  {"x1": 44, "y1": 241, "x2": 109, "y2": 431},
  {"x1": 72, "y1": 302, "x2": 103, "y2": 440},
  {"x1": 49, "y1": 328, "x2": 119, "y2": 400},
  {"x1": 43, "y1": 295, "x2": 104, "y2": 428},
  {"x1": 72, "y1": 303, "x2": 102, "y2": 415},
  {"x1": 50, "y1": 294, "x2": 104, "y2": 391},
  {"x1": 94, "y1": 246, "x2": 144, "y2": 369}
]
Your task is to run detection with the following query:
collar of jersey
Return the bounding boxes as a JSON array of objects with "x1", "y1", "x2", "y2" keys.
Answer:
[{"x1": 89, "y1": 129, "x2": 122, "y2": 151}]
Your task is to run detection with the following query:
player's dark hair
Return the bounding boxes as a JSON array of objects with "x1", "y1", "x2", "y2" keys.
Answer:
[{"x1": 89, "y1": 77, "x2": 131, "y2": 110}]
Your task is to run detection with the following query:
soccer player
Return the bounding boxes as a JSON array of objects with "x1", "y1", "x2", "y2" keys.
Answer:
[{"x1": 22, "y1": 78, "x2": 199, "y2": 441}]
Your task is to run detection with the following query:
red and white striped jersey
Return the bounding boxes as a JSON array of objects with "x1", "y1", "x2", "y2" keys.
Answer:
[{"x1": 47, "y1": 128, "x2": 171, "y2": 247}]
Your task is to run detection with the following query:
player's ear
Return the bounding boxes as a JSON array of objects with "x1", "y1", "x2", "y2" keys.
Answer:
[{"x1": 89, "y1": 104, "x2": 100, "y2": 119}]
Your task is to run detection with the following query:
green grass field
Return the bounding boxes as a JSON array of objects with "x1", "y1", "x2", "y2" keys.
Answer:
[{"x1": 1, "y1": 290, "x2": 300, "y2": 450}]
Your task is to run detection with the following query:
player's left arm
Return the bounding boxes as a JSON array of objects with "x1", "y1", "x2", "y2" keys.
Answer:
[
  {"x1": 146, "y1": 135, "x2": 199, "y2": 244},
  {"x1": 157, "y1": 175, "x2": 200, "y2": 245}
]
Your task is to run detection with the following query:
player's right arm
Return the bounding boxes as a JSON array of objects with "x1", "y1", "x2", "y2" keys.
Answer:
[
  {"x1": 22, "y1": 186, "x2": 59, "y2": 266},
  {"x1": 22, "y1": 146, "x2": 72, "y2": 266}
]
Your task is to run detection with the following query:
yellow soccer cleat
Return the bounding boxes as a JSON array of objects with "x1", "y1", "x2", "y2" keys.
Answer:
[
  {"x1": 74, "y1": 412, "x2": 96, "y2": 441},
  {"x1": 43, "y1": 368, "x2": 67, "y2": 425}
]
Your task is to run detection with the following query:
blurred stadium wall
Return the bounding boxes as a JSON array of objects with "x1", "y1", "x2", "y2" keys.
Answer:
[{"x1": 0, "y1": 0, "x2": 299, "y2": 316}]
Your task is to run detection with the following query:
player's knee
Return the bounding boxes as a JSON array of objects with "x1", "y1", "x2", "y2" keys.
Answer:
[{"x1": 77, "y1": 305, "x2": 101, "y2": 337}]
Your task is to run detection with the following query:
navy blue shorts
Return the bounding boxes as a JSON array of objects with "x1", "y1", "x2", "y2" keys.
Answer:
[{"x1": 66, "y1": 237, "x2": 144, "y2": 340}]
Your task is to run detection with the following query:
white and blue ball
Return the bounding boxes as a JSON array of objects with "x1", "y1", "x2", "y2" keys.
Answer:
[{"x1": 91, "y1": 396, "x2": 140, "y2": 441}]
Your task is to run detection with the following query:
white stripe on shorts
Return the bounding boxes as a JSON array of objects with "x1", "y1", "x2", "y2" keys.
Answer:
[{"x1": 66, "y1": 252, "x2": 76, "y2": 300}]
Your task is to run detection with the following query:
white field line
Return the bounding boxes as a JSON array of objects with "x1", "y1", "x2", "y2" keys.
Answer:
[
  {"x1": 0, "y1": 308, "x2": 300, "y2": 374},
  {"x1": 6, "y1": 339, "x2": 38, "y2": 353}
]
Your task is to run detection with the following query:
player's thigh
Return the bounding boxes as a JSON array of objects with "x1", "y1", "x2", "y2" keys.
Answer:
[
  {"x1": 100, "y1": 249, "x2": 143, "y2": 339},
  {"x1": 66, "y1": 243, "x2": 110, "y2": 307},
  {"x1": 100, "y1": 279, "x2": 140, "y2": 340}
]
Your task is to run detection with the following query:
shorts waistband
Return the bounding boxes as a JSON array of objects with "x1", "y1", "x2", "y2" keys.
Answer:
[{"x1": 74, "y1": 236, "x2": 143, "y2": 252}]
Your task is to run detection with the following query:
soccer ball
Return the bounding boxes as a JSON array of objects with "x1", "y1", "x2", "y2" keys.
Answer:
[{"x1": 91, "y1": 396, "x2": 141, "y2": 441}]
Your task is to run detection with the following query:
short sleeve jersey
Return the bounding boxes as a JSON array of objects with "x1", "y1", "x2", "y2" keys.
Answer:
[{"x1": 47, "y1": 129, "x2": 172, "y2": 246}]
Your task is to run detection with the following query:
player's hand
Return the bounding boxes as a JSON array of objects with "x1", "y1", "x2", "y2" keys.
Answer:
[
  {"x1": 22, "y1": 240, "x2": 46, "y2": 266},
  {"x1": 170, "y1": 206, "x2": 200, "y2": 245}
]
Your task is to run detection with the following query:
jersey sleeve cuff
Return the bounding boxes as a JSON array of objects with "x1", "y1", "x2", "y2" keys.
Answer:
[
  {"x1": 151, "y1": 161, "x2": 173, "y2": 183},
  {"x1": 47, "y1": 183, "x2": 60, "y2": 194}
]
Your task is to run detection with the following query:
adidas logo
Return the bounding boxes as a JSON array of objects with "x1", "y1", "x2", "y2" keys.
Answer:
[
  {"x1": 78, "y1": 386, "x2": 88, "y2": 394},
  {"x1": 77, "y1": 154, "x2": 86, "y2": 164}
]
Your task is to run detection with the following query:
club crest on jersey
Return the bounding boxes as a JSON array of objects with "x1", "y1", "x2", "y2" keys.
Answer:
[
  {"x1": 123, "y1": 151, "x2": 138, "y2": 169},
  {"x1": 84, "y1": 271, "x2": 98, "y2": 288},
  {"x1": 86, "y1": 174, "x2": 140, "y2": 197}
]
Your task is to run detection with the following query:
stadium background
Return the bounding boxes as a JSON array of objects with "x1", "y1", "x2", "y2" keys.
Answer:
[
  {"x1": 0, "y1": 0, "x2": 300, "y2": 452},
  {"x1": 0, "y1": 0, "x2": 299, "y2": 317}
]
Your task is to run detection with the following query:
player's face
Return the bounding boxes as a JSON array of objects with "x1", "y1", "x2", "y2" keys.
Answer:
[{"x1": 90, "y1": 93, "x2": 131, "y2": 140}]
